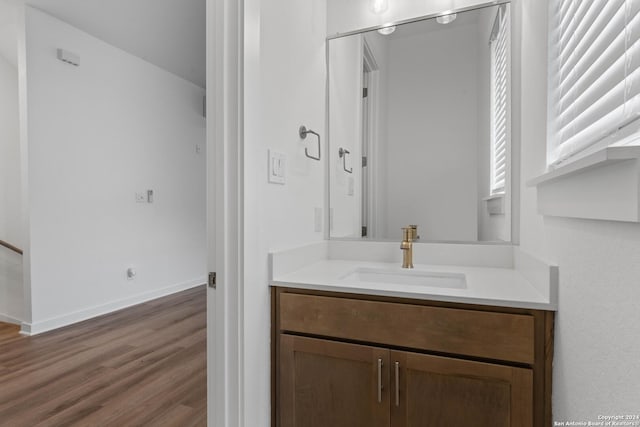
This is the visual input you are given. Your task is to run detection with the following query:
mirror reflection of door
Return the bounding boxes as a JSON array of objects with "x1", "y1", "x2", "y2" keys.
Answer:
[
  {"x1": 361, "y1": 40, "x2": 379, "y2": 238},
  {"x1": 361, "y1": 51, "x2": 369, "y2": 236}
]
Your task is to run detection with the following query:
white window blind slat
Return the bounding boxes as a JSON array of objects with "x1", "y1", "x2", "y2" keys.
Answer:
[
  {"x1": 559, "y1": 1, "x2": 609, "y2": 55},
  {"x1": 559, "y1": 2, "x2": 624, "y2": 97},
  {"x1": 560, "y1": 2, "x2": 625, "y2": 87},
  {"x1": 558, "y1": 82, "x2": 626, "y2": 150},
  {"x1": 556, "y1": 105, "x2": 627, "y2": 161},
  {"x1": 558, "y1": 57, "x2": 626, "y2": 132},
  {"x1": 559, "y1": 0, "x2": 600, "y2": 57},
  {"x1": 559, "y1": 0, "x2": 580, "y2": 32},
  {"x1": 628, "y1": 0, "x2": 640, "y2": 23},
  {"x1": 625, "y1": 67, "x2": 640, "y2": 118},
  {"x1": 627, "y1": 1, "x2": 640, "y2": 118},
  {"x1": 548, "y1": 0, "x2": 640, "y2": 166},
  {"x1": 624, "y1": 26, "x2": 640, "y2": 121},
  {"x1": 559, "y1": 29, "x2": 626, "y2": 115}
]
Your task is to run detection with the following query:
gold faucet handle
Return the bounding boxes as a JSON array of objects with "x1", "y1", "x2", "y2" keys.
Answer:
[{"x1": 408, "y1": 225, "x2": 419, "y2": 240}]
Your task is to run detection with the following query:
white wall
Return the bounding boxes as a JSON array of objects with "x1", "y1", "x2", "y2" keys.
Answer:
[
  {"x1": 242, "y1": 0, "x2": 327, "y2": 425},
  {"x1": 327, "y1": 0, "x2": 495, "y2": 36},
  {"x1": 517, "y1": 0, "x2": 640, "y2": 420},
  {"x1": 0, "y1": 54, "x2": 21, "y2": 247},
  {"x1": 23, "y1": 7, "x2": 206, "y2": 332},
  {"x1": 384, "y1": 22, "x2": 479, "y2": 241},
  {"x1": 328, "y1": 34, "x2": 362, "y2": 238}
]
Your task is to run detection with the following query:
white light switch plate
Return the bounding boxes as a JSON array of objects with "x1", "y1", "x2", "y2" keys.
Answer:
[{"x1": 268, "y1": 150, "x2": 286, "y2": 184}]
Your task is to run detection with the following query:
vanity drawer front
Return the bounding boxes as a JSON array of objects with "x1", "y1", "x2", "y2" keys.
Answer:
[{"x1": 278, "y1": 293, "x2": 535, "y2": 364}]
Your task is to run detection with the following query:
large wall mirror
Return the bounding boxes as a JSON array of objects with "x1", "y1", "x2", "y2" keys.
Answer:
[{"x1": 328, "y1": 2, "x2": 513, "y2": 243}]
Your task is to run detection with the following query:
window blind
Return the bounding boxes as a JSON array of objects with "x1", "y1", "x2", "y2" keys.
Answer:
[
  {"x1": 548, "y1": 0, "x2": 640, "y2": 166},
  {"x1": 490, "y1": 5, "x2": 509, "y2": 194}
]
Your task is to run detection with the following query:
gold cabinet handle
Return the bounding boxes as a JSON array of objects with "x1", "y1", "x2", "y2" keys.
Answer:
[
  {"x1": 377, "y1": 358, "x2": 383, "y2": 403},
  {"x1": 394, "y1": 361, "x2": 400, "y2": 406}
]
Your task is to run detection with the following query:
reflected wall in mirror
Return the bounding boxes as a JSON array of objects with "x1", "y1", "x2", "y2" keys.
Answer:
[{"x1": 328, "y1": 3, "x2": 512, "y2": 243}]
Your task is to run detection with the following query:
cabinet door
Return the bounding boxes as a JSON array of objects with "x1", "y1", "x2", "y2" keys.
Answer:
[
  {"x1": 279, "y1": 334, "x2": 390, "y2": 427},
  {"x1": 390, "y1": 351, "x2": 533, "y2": 427}
]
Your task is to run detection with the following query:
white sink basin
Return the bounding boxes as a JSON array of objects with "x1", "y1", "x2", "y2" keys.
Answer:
[{"x1": 340, "y1": 267, "x2": 467, "y2": 289}]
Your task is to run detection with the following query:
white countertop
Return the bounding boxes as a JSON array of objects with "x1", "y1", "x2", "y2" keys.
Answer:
[{"x1": 271, "y1": 259, "x2": 556, "y2": 311}]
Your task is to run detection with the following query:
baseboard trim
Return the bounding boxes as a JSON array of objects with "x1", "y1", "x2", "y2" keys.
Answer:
[
  {"x1": 0, "y1": 313, "x2": 22, "y2": 325},
  {"x1": 20, "y1": 277, "x2": 206, "y2": 336}
]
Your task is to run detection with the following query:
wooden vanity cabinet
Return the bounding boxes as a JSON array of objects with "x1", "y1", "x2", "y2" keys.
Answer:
[
  {"x1": 389, "y1": 350, "x2": 532, "y2": 427},
  {"x1": 279, "y1": 335, "x2": 389, "y2": 427},
  {"x1": 272, "y1": 287, "x2": 554, "y2": 427}
]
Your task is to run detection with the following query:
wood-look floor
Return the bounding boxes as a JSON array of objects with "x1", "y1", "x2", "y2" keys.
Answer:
[{"x1": 0, "y1": 286, "x2": 207, "y2": 427}]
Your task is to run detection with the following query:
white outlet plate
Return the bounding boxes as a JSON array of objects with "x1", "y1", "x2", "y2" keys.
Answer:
[
  {"x1": 347, "y1": 177, "x2": 355, "y2": 196},
  {"x1": 268, "y1": 150, "x2": 286, "y2": 184}
]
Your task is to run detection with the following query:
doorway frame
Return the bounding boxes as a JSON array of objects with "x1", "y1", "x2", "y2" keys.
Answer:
[
  {"x1": 207, "y1": 0, "x2": 244, "y2": 425},
  {"x1": 361, "y1": 39, "x2": 382, "y2": 239}
]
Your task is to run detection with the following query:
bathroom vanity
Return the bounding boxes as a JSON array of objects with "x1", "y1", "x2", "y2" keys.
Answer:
[
  {"x1": 272, "y1": 287, "x2": 552, "y2": 427},
  {"x1": 272, "y1": 2, "x2": 553, "y2": 423},
  {"x1": 270, "y1": 242, "x2": 557, "y2": 427}
]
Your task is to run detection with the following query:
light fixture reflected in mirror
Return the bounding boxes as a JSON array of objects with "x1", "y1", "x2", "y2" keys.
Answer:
[
  {"x1": 436, "y1": 13, "x2": 457, "y2": 24},
  {"x1": 377, "y1": 25, "x2": 396, "y2": 35},
  {"x1": 370, "y1": 0, "x2": 389, "y2": 14}
]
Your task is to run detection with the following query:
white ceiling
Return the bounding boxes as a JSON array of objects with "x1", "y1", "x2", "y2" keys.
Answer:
[{"x1": 0, "y1": 0, "x2": 206, "y2": 87}]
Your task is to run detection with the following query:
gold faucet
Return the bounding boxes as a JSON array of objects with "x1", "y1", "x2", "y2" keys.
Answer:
[{"x1": 401, "y1": 227, "x2": 414, "y2": 269}]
